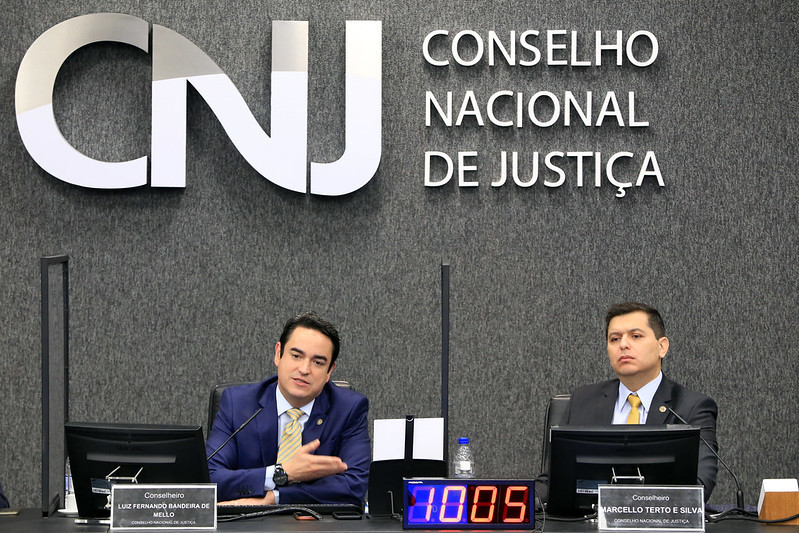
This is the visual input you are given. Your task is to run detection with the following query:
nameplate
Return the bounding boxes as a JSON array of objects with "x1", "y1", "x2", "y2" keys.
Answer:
[
  {"x1": 110, "y1": 484, "x2": 216, "y2": 530},
  {"x1": 598, "y1": 485, "x2": 705, "y2": 531}
]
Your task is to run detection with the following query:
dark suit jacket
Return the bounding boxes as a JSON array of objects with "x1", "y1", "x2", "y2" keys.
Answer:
[
  {"x1": 536, "y1": 375, "x2": 718, "y2": 501},
  {"x1": 206, "y1": 376, "x2": 371, "y2": 504},
  {"x1": 564, "y1": 375, "x2": 719, "y2": 499}
]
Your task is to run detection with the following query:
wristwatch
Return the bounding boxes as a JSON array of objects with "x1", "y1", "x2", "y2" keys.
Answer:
[{"x1": 273, "y1": 464, "x2": 289, "y2": 487}]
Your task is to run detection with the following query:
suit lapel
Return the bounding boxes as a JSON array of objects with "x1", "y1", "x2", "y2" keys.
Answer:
[
  {"x1": 646, "y1": 375, "x2": 673, "y2": 425},
  {"x1": 257, "y1": 380, "x2": 280, "y2": 465},
  {"x1": 302, "y1": 384, "x2": 331, "y2": 444},
  {"x1": 598, "y1": 379, "x2": 619, "y2": 423}
]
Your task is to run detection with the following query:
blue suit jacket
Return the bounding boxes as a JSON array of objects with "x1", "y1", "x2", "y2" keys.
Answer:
[
  {"x1": 206, "y1": 376, "x2": 371, "y2": 504},
  {"x1": 564, "y1": 375, "x2": 719, "y2": 499}
]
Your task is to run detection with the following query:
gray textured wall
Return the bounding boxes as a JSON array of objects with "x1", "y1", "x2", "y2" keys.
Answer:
[{"x1": 1, "y1": 0, "x2": 797, "y2": 510}]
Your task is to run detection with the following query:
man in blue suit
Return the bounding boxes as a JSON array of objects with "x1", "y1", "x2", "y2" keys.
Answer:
[{"x1": 206, "y1": 312, "x2": 370, "y2": 505}]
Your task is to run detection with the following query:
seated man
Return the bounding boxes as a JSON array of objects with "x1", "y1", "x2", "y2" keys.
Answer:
[
  {"x1": 206, "y1": 312, "x2": 370, "y2": 505},
  {"x1": 539, "y1": 302, "x2": 718, "y2": 502}
]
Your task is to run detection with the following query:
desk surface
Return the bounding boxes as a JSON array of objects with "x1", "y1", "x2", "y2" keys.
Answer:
[{"x1": 3, "y1": 509, "x2": 797, "y2": 532}]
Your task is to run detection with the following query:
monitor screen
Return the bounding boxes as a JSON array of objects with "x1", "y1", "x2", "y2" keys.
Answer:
[
  {"x1": 65, "y1": 422, "x2": 210, "y2": 518},
  {"x1": 547, "y1": 425, "x2": 700, "y2": 517}
]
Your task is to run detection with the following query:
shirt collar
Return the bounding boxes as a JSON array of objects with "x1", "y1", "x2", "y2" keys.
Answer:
[
  {"x1": 617, "y1": 371, "x2": 663, "y2": 414},
  {"x1": 275, "y1": 385, "x2": 315, "y2": 417}
]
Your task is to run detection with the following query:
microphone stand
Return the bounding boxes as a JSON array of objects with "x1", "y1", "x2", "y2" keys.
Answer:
[
  {"x1": 662, "y1": 405, "x2": 754, "y2": 517},
  {"x1": 207, "y1": 407, "x2": 263, "y2": 461}
]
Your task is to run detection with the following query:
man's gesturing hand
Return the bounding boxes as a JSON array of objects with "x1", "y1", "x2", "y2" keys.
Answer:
[{"x1": 282, "y1": 439, "x2": 348, "y2": 483}]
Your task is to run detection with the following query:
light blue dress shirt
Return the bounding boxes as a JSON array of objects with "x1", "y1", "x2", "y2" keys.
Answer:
[
  {"x1": 612, "y1": 371, "x2": 663, "y2": 424},
  {"x1": 264, "y1": 387, "x2": 315, "y2": 502}
]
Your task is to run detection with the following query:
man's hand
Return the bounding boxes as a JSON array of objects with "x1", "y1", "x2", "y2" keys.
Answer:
[
  {"x1": 283, "y1": 439, "x2": 348, "y2": 483},
  {"x1": 218, "y1": 491, "x2": 276, "y2": 506}
]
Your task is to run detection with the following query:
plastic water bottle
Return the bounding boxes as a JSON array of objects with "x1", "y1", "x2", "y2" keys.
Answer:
[
  {"x1": 65, "y1": 457, "x2": 77, "y2": 512},
  {"x1": 453, "y1": 437, "x2": 475, "y2": 478}
]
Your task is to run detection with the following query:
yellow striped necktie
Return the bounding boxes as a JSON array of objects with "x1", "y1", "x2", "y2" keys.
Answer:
[
  {"x1": 277, "y1": 408, "x2": 304, "y2": 463},
  {"x1": 626, "y1": 394, "x2": 642, "y2": 424}
]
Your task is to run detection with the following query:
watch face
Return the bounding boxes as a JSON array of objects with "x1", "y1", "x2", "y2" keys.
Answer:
[{"x1": 274, "y1": 465, "x2": 288, "y2": 487}]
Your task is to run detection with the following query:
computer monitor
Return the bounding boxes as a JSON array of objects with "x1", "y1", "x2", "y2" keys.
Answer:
[
  {"x1": 65, "y1": 422, "x2": 210, "y2": 518},
  {"x1": 547, "y1": 425, "x2": 700, "y2": 517}
]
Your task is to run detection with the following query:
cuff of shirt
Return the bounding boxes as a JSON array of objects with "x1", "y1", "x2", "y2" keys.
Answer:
[{"x1": 264, "y1": 465, "x2": 276, "y2": 492}]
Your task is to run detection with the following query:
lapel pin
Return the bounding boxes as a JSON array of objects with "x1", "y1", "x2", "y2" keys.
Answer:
[
  {"x1": 659, "y1": 406, "x2": 666, "y2": 413},
  {"x1": 317, "y1": 418, "x2": 323, "y2": 426}
]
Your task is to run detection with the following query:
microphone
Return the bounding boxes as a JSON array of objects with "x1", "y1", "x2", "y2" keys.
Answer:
[
  {"x1": 207, "y1": 407, "x2": 263, "y2": 461},
  {"x1": 661, "y1": 405, "x2": 746, "y2": 511}
]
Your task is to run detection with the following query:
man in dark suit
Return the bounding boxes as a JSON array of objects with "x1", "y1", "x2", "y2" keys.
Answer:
[
  {"x1": 541, "y1": 302, "x2": 718, "y2": 501},
  {"x1": 206, "y1": 312, "x2": 370, "y2": 505}
]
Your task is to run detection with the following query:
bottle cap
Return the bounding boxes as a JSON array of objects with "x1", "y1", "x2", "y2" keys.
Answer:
[{"x1": 458, "y1": 437, "x2": 469, "y2": 445}]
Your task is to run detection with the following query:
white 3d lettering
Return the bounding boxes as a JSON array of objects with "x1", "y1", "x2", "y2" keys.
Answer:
[{"x1": 15, "y1": 14, "x2": 382, "y2": 195}]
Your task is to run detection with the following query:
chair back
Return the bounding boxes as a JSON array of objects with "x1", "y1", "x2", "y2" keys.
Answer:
[
  {"x1": 207, "y1": 382, "x2": 250, "y2": 432},
  {"x1": 540, "y1": 394, "x2": 571, "y2": 473}
]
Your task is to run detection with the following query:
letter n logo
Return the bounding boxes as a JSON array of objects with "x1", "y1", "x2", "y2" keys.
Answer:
[{"x1": 15, "y1": 14, "x2": 382, "y2": 196}]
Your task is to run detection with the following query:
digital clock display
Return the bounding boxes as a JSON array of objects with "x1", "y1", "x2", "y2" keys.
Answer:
[{"x1": 402, "y1": 478, "x2": 534, "y2": 530}]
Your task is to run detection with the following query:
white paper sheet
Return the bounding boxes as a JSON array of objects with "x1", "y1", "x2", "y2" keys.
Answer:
[{"x1": 373, "y1": 417, "x2": 444, "y2": 461}]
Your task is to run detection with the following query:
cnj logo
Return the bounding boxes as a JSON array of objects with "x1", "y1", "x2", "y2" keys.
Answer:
[{"x1": 15, "y1": 13, "x2": 381, "y2": 195}]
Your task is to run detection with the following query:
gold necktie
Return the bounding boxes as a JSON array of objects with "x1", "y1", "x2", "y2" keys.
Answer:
[
  {"x1": 277, "y1": 408, "x2": 304, "y2": 463},
  {"x1": 626, "y1": 394, "x2": 642, "y2": 424}
]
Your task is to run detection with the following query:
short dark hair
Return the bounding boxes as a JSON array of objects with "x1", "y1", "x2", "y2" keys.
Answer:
[
  {"x1": 279, "y1": 312, "x2": 340, "y2": 368},
  {"x1": 605, "y1": 302, "x2": 666, "y2": 339}
]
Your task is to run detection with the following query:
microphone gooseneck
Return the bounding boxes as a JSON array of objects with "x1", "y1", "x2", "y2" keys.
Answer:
[
  {"x1": 661, "y1": 405, "x2": 745, "y2": 511},
  {"x1": 207, "y1": 407, "x2": 263, "y2": 461}
]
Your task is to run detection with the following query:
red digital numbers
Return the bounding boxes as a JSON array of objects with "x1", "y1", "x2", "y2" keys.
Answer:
[
  {"x1": 408, "y1": 485, "x2": 435, "y2": 522},
  {"x1": 501, "y1": 486, "x2": 529, "y2": 523},
  {"x1": 440, "y1": 486, "x2": 467, "y2": 522},
  {"x1": 470, "y1": 486, "x2": 498, "y2": 522},
  {"x1": 406, "y1": 482, "x2": 530, "y2": 527},
  {"x1": 469, "y1": 485, "x2": 528, "y2": 524}
]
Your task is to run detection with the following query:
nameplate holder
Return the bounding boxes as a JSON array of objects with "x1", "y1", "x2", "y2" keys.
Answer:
[
  {"x1": 110, "y1": 484, "x2": 216, "y2": 530},
  {"x1": 760, "y1": 492, "x2": 799, "y2": 526},
  {"x1": 598, "y1": 485, "x2": 705, "y2": 531}
]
